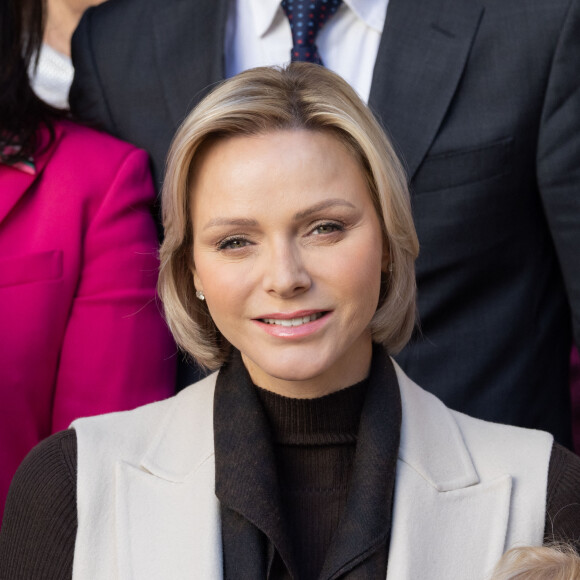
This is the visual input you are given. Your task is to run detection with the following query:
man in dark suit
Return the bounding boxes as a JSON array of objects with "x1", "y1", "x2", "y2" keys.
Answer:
[{"x1": 70, "y1": 0, "x2": 580, "y2": 447}]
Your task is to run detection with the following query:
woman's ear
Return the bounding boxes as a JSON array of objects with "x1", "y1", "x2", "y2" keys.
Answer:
[
  {"x1": 192, "y1": 267, "x2": 203, "y2": 295},
  {"x1": 192, "y1": 269, "x2": 206, "y2": 301},
  {"x1": 190, "y1": 248, "x2": 202, "y2": 290}
]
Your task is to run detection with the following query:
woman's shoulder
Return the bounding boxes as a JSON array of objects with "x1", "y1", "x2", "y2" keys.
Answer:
[
  {"x1": 54, "y1": 119, "x2": 137, "y2": 149},
  {"x1": 48, "y1": 119, "x2": 149, "y2": 171},
  {"x1": 35, "y1": 119, "x2": 154, "y2": 210},
  {"x1": 394, "y1": 358, "x2": 554, "y2": 464},
  {"x1": 0, "y1": 430, "x2": 77, "y2": 578},
  {"x1": 5, "y1": 429, "x2": 77, "y2": 499},
  {"x1": 0, "y1": 383, "x2": 213, "y2": 575},
  {"x1": 72, "y1": 372, "x2": 218, "y2": 459}
]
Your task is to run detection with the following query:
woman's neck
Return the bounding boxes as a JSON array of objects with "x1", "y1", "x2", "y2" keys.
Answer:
[
  {"x1": 240, "y1": 338, "x2": 373, "y2": 399},
  {"x1": 44, "y1": 0, "x2": 86, "y2": 56}
]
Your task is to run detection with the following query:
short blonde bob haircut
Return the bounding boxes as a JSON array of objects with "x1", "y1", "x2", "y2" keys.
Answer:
[{"x1": 159, "y1": 63, "x2": 419, "y2": 370}]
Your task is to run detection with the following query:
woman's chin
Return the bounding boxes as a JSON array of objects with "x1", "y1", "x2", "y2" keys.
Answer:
[{"x1": 240, "y1": 349, "x2": 363, "y2": 398}]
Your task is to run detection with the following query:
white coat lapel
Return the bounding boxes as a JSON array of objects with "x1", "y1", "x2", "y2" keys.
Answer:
[
  {"x1": 116, "y1": 459, "x2": 222, "y2": 580},
  {"x1": 386, "y1": 361, "x2": 511, "y2": 580},
  {"x1": 386, "y1": 463, "x2": 511, "y2": 580},
  {"x1": 115, "y1": 374, "x2": 223, "y2": 580}
]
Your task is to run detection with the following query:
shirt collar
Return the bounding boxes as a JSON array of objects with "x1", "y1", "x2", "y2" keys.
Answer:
[
  {"x1": 248, "y1": 0, "x2": 283, "y2": 37},
  {"x1": 248, "y1": 0, "x2": 389, "y2": 38},
  {"x1": 344, "y1": 0, "x2": 389, "y2": 32}
]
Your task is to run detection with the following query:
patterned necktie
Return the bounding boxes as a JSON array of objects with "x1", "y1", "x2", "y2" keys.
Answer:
[{"x1": 281, "y1": 0, "x2": 343, "y2": 65}]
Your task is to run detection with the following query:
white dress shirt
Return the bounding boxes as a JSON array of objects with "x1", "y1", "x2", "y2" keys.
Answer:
[
  {"x1": 225, "y1": 0, "x2": 389, "y2": 103},
  {"x1": 30, "y1": 43, "x2": 74, "y2": 109}
]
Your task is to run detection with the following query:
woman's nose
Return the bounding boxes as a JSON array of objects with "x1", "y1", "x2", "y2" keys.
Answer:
[{"x1": 262, "y1": 241, "x2": 312, "y2": 298}]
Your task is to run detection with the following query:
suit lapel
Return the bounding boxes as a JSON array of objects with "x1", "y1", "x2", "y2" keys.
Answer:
[
  {"x1": 0, "y1": 125, "x2": 62, "y2": 224},
  {"x1": 152, "y1": 0, "x2": 229, "y2": 128},
  {"x1": 386, "y1": 361, "x2": 511, "y2": 579},
  {"x1": 115, "y1": 374, "x2": 223, "y2": 580},
  {"x1": 369, "y1": 0, "x2": 484, "y2": 180}
]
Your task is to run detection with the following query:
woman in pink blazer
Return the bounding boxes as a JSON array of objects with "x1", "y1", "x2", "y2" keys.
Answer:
[{"x1": 0, "y1": 0, "x2": 175, "y2": 523}]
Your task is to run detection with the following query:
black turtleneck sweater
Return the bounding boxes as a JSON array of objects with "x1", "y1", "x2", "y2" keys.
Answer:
[{"x1": 255, "y1": 381, "x2": 367, "y2": 579}]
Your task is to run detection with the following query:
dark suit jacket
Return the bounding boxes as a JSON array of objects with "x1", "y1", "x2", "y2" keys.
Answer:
[{"x1": 70, "y1": 0, "x2": 580, "y2": 447}]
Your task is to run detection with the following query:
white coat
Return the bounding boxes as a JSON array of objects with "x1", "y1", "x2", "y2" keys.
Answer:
[{"x1": 71, "y1": 361, "x2": 553, "y2": 579}]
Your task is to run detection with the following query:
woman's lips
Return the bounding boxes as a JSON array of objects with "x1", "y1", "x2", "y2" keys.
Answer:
[{"x1": 252, "y1": 310, "x2": 331, "y2": 338}]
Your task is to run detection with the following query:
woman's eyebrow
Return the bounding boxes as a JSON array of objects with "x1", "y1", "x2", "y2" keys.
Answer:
[
  {"x1": 202, "y1": 217, "x2": 259, "y2": 230},
  {"x1": 201, "y1": 199, "x2": 356, "y2": 231},
  {"x1": 293, "y1": 199, "x2": 356, "y2": 221}
]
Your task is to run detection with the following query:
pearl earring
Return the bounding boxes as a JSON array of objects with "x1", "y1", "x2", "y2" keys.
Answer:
[
  {"x1": 195, "y1": 290, "x2": 205, "y2": 301},
  {"x1": 388, "y1": 262, "x2": 394, "y2": 273}
]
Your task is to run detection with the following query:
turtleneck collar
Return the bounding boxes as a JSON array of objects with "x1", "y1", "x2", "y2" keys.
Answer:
[{"x1": 214, "y1": 344, "x2": 401, "y2": 579}]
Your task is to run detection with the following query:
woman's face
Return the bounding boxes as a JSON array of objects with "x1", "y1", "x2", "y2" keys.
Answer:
[{"x1": 191, "y1": 130, "x2": 387, "y2": 397}]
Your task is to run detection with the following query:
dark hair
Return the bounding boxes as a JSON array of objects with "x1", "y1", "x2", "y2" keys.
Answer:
[{"x1": 0, "y1": 0, "x2": 68, "y2": 163}]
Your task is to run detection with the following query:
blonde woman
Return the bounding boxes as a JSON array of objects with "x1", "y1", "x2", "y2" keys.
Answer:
[{"x1": 1, "y1": 64, "x2": 580, "y2": 579}]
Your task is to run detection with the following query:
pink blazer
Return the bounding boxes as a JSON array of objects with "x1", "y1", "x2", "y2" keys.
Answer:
[{"x1": 0, "y1": 121, "x2": 176, "y2": 521}]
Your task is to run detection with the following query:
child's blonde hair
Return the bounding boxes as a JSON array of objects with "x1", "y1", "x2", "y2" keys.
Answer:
[{"x1": 491, "y1": 545, "x2": 580, "y2": 580}]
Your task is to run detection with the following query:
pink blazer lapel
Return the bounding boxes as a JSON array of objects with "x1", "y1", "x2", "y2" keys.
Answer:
[{"x1": 0, "y1": 123, "x2": 63, "y2": 224}]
